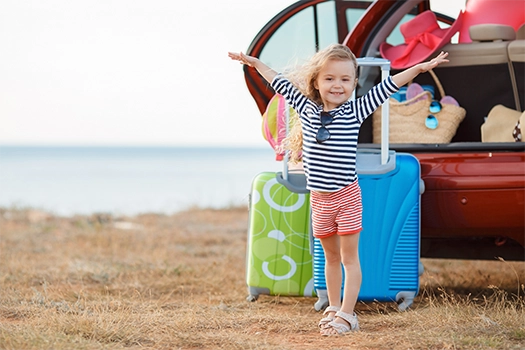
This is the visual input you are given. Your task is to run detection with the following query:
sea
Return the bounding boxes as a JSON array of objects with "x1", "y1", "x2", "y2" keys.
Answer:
[{"x1": 0, "y1": 146, "x2": 283, "y2": 216}]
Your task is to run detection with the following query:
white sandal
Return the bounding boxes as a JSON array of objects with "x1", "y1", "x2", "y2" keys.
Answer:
[
  {"x1": 317, "y1": 306, "x2": 340, "y2": 329},
  {"x1": 322, "y1": 311, "x2": 359, "y2": 335}
]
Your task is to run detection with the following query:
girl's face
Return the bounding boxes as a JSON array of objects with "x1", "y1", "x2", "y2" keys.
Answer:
[{"x1": 315, "y1": 59, "x2": 357, "y2": 111}]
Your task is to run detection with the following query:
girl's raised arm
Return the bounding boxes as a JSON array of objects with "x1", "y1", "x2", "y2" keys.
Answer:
[
  {"x1": 392, "y1": 51, "x2": 449, "y2": 88},
  {"x1": 228, "y1": 52, "x2": 278, "y2": 83}
]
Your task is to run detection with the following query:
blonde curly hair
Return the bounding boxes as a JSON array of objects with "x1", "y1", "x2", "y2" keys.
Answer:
[{"x1": 280, "y1": 44, "x2": 358, "y2": 163}]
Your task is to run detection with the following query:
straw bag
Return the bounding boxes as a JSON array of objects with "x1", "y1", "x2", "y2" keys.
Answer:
[
  {"x1": 372, "y1": 70, "x2": 466, "y2": 144},
  {"x1": 481, "y1": 104, "x2": 524, "y2": 142}
]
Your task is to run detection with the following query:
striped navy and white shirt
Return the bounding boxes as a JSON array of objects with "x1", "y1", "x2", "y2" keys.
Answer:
[{"x1": 271, "y1": 74, "x2": 399, "y2": 192}]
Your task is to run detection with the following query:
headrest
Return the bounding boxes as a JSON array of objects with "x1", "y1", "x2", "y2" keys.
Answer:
[
  {"x1": 517, "y1": 23, "x2": 525, "y2": 39},
  {"x1": 469, "y1": 24, "x2": 516, "y2": 42}
]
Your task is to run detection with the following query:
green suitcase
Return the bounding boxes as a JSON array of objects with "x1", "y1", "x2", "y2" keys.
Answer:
[{"x1": 246, "y1": 170, "x2": 315, "y2": 301}]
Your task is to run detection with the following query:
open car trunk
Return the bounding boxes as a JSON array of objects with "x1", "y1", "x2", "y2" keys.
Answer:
[{"x1": 354, "y1": 22, "x2": 525, "y2": 260}]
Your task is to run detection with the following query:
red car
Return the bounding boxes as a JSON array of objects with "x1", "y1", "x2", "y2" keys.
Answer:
[{"x1": 242, "y1": 0, "x2": 525, "y2": 260}]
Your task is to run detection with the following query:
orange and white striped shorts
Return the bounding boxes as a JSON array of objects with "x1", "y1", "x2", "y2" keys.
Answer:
[{"x1": 311, "y1": 180, "x2": 363, "y2": 238}]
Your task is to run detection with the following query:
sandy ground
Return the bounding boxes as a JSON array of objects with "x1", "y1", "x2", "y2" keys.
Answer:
[{"x1": 0, "y1": 207, "x2": 524, "y2": 349}]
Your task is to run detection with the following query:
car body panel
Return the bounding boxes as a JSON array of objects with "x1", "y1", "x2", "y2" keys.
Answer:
[{"x1": 418, "y1": 152, "x2": 525, "y2": 245}]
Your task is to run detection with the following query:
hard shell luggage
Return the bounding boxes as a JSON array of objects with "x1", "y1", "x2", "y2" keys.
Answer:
[
  {"x1": 246, "y1": 171, "x2": 315, "y2": 301},
  {"x1": 245, "y1": 101, "x2": 315, "y2": 301},
  {"x1": 313, "y1": 151, "x2": 423, "y2": 311},
  {"x1": 312, "y1": 58, "x2": 423, "y2": 311}
]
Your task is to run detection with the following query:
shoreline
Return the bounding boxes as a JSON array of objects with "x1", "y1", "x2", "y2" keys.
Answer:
[{"x1": 0, "y1": 204, "x2": 249, "y2": 222}]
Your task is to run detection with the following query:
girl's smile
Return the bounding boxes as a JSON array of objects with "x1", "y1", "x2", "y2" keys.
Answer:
[{"x1": 315, "y1": 59, "x2": 357, "y2": 111}]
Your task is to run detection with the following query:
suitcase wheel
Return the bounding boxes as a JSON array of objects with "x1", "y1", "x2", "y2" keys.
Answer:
[
  {"x1": 398, "y1": 300, "x2": 412, "y2": 312},
  {"x1": 396, "y1": 291, "x2": 416, "y2": 311}
]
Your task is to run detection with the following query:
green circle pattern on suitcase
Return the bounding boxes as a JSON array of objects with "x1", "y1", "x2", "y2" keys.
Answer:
[{"x1": 246, "y1": 172, "x2": 315, "y2": 299}]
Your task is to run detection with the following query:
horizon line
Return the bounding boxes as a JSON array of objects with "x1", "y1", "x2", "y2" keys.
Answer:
[{"x1": 0, "y1": 143, "x2": 270, "y2": 149}]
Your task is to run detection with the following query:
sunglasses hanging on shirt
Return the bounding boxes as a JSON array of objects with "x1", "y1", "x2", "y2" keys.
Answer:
[{"x1": 316, "y1": 112, "x2": 333, "y2": 143}]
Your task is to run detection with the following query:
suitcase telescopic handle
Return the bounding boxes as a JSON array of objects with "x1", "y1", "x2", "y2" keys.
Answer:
[
  {"x1": 284, "y1": 58, "x2": 391, "y2": 170},
  {"x1": 356, "y1": 58, "x2": 391, "y2": 165},
  {"x1": 283, "y1": 98, "x2": 290, "y2": 181}
]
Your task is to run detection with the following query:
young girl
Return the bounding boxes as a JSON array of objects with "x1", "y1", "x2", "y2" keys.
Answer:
[{"x1": 229, "y1": 44, "x2": 449, "y2": 336}]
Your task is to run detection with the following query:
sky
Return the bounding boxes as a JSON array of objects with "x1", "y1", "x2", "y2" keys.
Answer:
[
  {"x1": 0, "y1": 0, "x2": 297, "y2": 147},
  {"x1": 0, "y1": 0, "x2": 464, "y2": 148}
]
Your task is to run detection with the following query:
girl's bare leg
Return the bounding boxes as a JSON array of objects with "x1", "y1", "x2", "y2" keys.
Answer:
[
  {"x1": 322, "y1": 232, "x2": 361, "y2": 335},
  {"x1": 319, "y1": 234, "x2": 342, "y2": 319}
]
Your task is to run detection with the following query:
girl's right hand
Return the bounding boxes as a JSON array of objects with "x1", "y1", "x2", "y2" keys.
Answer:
[
  {"x1": 229, "y1": 51, "x2": 277, "y2": 84},
  {"x1": 228, "y1": 52, "x2": 258, "y2": 67}
]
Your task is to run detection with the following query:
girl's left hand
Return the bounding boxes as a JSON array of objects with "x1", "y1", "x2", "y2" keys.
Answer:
[{"x1": 420, "y1": 51, "x2": 449, "y2": 72}]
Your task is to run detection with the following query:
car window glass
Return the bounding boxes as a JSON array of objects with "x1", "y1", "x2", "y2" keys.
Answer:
[
  {"x1": 317, "y1": 1, "x2": 337, "y2": 51},
  {"x1": 259, "y1": 7, "x2": 317, "y2": 72},
  {"x1": 259, "y1": 1, "x2": 344, "y2": 72}
]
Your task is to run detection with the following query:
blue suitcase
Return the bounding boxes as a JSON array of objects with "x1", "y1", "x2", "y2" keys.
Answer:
[
  {"x1": 313, "y1": 150, "x2": 423, "y2": 311},
  {"x1": 312, "y1": 58, "x2": 423, "y2": 311}
]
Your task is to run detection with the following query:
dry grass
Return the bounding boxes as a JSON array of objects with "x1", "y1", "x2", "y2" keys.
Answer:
[{"x1": 0, "y1": 207, "x2": 523, "y2": 350}]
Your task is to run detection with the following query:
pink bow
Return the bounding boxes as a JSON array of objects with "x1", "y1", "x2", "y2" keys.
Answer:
[{"x1": 392, "y1": 31, "x2": 442, "y2": 67}]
